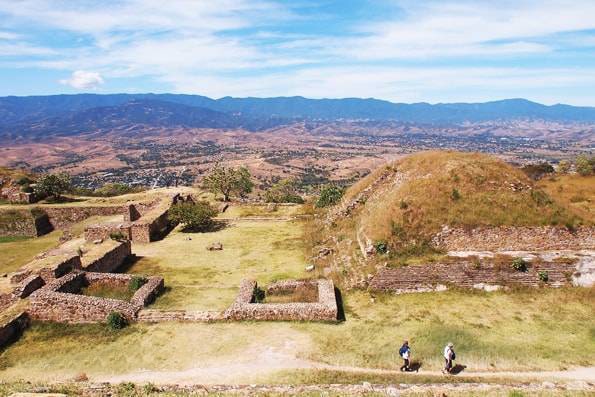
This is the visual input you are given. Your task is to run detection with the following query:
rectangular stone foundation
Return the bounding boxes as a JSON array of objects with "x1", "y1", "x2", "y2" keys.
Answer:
[{"x1": 224, "y1": 279, "x2": 338, "y2": 322}]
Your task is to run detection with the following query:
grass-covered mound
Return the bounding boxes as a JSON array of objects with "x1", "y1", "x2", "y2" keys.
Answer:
[{"x1": 343, "y1": 151, "x2": 583, "y2": 254}]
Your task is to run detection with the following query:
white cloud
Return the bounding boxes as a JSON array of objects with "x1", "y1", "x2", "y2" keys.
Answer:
[{"x1": 59, "y1": 70, "x2": 104, "y2": 89}]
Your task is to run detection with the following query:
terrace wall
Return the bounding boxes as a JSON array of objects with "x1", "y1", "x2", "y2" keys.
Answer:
[
  {"x1": 84, "y1": 222, "x2": 132, "y2": 242},
  {"x1": 369, "y1": 261, "x2": 578, "y2": 293},
  {"x1": 10, "y1": 253, "x2": 81, "y2": 284},
  {"x1": 0, "y1": 209, "x2": 52, "y2": 237},
  {"x1": 432, "y1": 226, "x2": 595, "y2": 251},
  {"x1": 43, "y1": 206, "x2": 124, "y2": 229}
]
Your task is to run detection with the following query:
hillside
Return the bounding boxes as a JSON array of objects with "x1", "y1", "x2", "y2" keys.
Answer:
[{"x1": 325, "y1": 151, "x2": 584, "y2": 260}]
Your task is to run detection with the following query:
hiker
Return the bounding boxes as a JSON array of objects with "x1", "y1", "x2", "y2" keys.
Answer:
[
  {"x1": 398, "y1": 340, "x2": 411, "y2": 371},
  {"x1": 442, "y1": 342, "x2": 455, "y2": 374}
]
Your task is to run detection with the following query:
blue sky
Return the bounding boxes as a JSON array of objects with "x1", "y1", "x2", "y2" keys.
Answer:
[{"x1": 1, "y1": 0, "x2": 595, "y2": 105}]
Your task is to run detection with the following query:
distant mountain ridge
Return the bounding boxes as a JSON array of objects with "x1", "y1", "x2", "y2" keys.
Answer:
[{"x1": 1, "y1": 94, "x2": 595, "y2": 139}]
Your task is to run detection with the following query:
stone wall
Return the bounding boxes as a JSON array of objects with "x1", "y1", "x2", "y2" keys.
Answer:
[
  {"x1": 43, "y1": 206, "x2": 124, "y2": 230},
  {"x1": 224, "y1": 279, "x2": 338, "y2": 322},
  {"x1": 432, "y1": 226, "x2": 595, "y2": 251},
  {"x1": 130, "y1": 209, "x2": 172, "y2": 243},
  {"x1": 0, "y1": 208, "x2": 52, "y2": 237},
  {"x1": 370, "y1": 261, "x2": 578, "y2": 293},
  {"x1": 84, "y1": 222, "x2": 132, "y2": 242},
  {"x1": 0, "y1": 311, "x2": 29, "y2": 349},
  {"x1": 12, "y1": 275, "x2": 45, "y2": 298},
  {"x1": 82, "y1": 240, "x2": 131, "y2": 273},
  {"x1": 28, "y1": 271, "x2": 164, "y2": 324}
]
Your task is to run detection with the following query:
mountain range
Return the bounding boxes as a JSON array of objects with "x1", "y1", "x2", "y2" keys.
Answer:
[{"x1": 1, "y1": 94, "x2": 595, "y2": 140}]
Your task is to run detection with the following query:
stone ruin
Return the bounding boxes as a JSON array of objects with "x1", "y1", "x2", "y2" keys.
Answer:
[
  {"x1": 224, "y1": 279, "x2": 338, "y2": 322},
  {"x1": 29, "y1": 271, "x2": 164, "y2": 323}
]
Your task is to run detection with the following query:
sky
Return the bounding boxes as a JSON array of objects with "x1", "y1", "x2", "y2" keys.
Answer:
[{"x1": 1, "y1": 0, "x2": 595, "y2": 105}]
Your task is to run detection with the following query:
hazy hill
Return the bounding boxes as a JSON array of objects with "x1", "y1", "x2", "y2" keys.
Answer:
[{"x1": 1, "y1": 94, "x2": 595, "y2": 127}]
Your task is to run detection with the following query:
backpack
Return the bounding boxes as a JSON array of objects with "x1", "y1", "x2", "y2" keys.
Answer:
[
  {"x1": 451, "y1": 351, "x2": 456, "y2": 360},
  {"x1": 399, "y1": 346, "x2": 407, "y2": 357}
]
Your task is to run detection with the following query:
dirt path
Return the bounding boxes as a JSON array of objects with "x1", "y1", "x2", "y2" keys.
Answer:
[{"x1": 99, "y1": 346, "x2": 595, "y2": 385}]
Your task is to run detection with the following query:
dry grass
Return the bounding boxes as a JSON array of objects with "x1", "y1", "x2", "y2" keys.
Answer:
[
  {"x1": 537, "y1": 175, "x2": 594, "y2": 223},
  {"x1": 80, "y1": 283, "x2": 134, "y2": 301},
  {"x1": 343, "y1": 151, "x2": 582, "y2": 248},
  {"x1": 0, "y1": 231, "x2": 61, "y2": 274},
  {"x1": 265, "y1": 284, "x2": 319, "y2": 303}
]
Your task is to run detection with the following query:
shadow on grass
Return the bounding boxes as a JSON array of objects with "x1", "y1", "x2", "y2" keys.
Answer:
[
  {"x1": 116, "y1": 254, "x2": 145, "y2": 273},
  {"x1": 179, "y1": 220, "x2": 228, "y2": 233}
]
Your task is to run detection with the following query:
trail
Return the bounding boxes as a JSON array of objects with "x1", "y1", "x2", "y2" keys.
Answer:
[{"x1": 99, "y1": 346, "x2": 595, "y2": 385}]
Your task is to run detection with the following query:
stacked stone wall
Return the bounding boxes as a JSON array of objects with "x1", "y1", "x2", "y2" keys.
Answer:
[
  {"x1": 432, "y1": 226, "x2": 595, "y2": 251},
  {"x1": 28, "y1": 272, "x2": 164, "y2": 324},
  {"x1": 224, "y1": 279, "x2": 338, "y2": 322},
  {"x1": 0, "y1": 208, "x2": 51, "y2": 237},
  {"x1": 370, "y1": 261, "x2": 578, "y2": 293},
  {"x1": 82, "y1": 240, "x2": 131, "y2": 273},
  {"x1": 43, "y1": 206, "x2": 124, "y2": 229},
  {"x1": 84, "y1": 223, "x2": 132, "y2": 242},
  {"x1": 12, "y1": 275, "x2": 45, "y2": 298}
]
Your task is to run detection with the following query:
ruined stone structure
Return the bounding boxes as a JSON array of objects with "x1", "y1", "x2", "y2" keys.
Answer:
[
  {"x1": 29, "y1": 271, "x2": 164, "y2": 323},
  {"x1": 370, "y1": 260, "x2": 578, "y2": 293},
  {"x1": 81, "y1": 240, "x2": 131, "y2": 273},
  {"x1": 432, "y1": 226, "x2": 595, "y2": 251},
  {"x1": 10, "y1": 253, "x2": 81, "y2": 284},
  {"x1": 0, "y1": 208, "x2": 52, "y2": 237},
  {"x1": 224, "y1": 279, "x2": 338, "y2": 322},
  {"x1": 84, "y1": 222, "x2": 133, "y2": 241}
]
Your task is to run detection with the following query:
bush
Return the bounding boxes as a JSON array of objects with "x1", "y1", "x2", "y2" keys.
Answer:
[
  {"x1": 106, "y1": 312, "x2": 128, "y2": 330},
  {"x1": 450, "y1": 188, "x2": 461, "y2": 201},
  {"x1": 264, "y1": 179, "x2": 304, "y2": 204},
  {"x1": 168, "y1": 201, "x2": 217, "y2": 231},
  {"x1": 109, "y1": 231, "x2": 126, "y2": 241},
  {"x1": 575, "y1": 154, "x2": 594, "y2": 176},
  {"x1": 20, "y1": 185, "x2": 33, "y2": 193},
  {"x1": 399, "y1": 200, "x2": 408, "y2": 209},
  {"x1": 538, "y1": 271, "x2": 549, "y2": 282},
  {"x1": 374, "y1": 240, "x2": 388, "y2": 254},
  {"x1": 511, "y1": 258, "x2": 528, "y2": 272},
  {"x1": 253, "y1": 286, "x2": 265, "y2": 303},
  {"x1": 315, "y1": 185, "x2": 344, "y2": 208},
  {"x1": 521, "y1": 162, "x2": 554, "y2": 180},
  {"x1": 16, "y1": 176, "x2": 33, "y2": 185},
  {"x1": 129, "y1": 276, "x2": 147, "y2": 292}
]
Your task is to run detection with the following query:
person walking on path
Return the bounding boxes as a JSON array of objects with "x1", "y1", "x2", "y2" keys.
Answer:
[
  {"x1": 442, "y1": 342, "x2": 456, "y2": 374},
  {"x1": 399, "y1": 340, "x2": 411, "y2": 371}
]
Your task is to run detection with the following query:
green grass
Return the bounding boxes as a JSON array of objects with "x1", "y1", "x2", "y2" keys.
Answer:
[
  {"x1": 295, "y1": 288, "x2": 595, "y2": 372},
  {"x1": 126, "y1": 220, "x2": 309, "y2": 311},
  {"x1": 0, "y1": 230, "x2": 61, "y2": 274},
  {"x1": 81, "y1": 283, "x2": 134, "y2": 301},
  {"x1": 0, "y1": 236, "x2": 31, "y2": 243}
]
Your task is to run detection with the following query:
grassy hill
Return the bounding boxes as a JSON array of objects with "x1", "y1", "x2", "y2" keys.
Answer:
[{"x1": 322, "y1": 151, "x2": 585, "y2": 269}]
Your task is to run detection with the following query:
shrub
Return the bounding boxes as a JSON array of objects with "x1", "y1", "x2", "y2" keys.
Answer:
[
  {"x1": 264, "y1": 179, "x2": 304, "y2": 203},
  {"x1": 315, "y1": 185, "x2": 344, "y2": 208},
  {"x1": 168, "y1": 201, "x2": 217, "y2": 231},
  {"x1": 106, "y1": 312, "x2": 128, "y2": 330},
  {"x1": 450, "y1": 188, "x2": 461, "y2": 201},
  {"x1": 521, "y1": 162, "x2": 554, "y2": 180},
  {"x1": 538, "y1": 271, "x2": 549, "y2": 282},
  {"x1": 253, "y1": 286, "x2": 265, "y2": 303},
  {"x1": 16, "y1": 176, "x2": 33, "y2": 185},
  {"x1": 109, "y1": 231, "x2": 126, "y2": 241},
  {"x1": 374, "y1": 240, "x2": 388, "y2": 254},
  {"x1": 129, "y1": 276, "x2": 147, "y2": 292},
  {"x1": 511, "y1": 258, "x2": 528, "y2": 272},
  {"x1": 399, "y1": 200, "x2": 408, "y2": 209},
  {"x1": 575, "y1": 154, "x2": 594, "y2": 176},
  {"x1": 557, "y1": 160, "x2": 570, "y2": 174},
  {"x1": 20, "y1": 184, "x2": 33, "y2": 193},
  {"x1": 530, "y1": 190, "x2": 552, "y2": 206}
]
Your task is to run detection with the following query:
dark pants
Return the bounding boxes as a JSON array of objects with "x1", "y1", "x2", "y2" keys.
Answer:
[
  {"x1": 444, "y1": 358, "x2": 453, "y2": 372},
  {"x1": 400, "y1": 358, "x2": 410, "y2": 371}
]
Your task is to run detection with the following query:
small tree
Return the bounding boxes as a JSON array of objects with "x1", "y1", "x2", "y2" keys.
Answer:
[
  {"x1": 168, "y1": 201, "x2": 217, "y2": 231},
  {"x1": 315, "y1": 185, "x2": 344, "y2": 208},
  {"x1": 264, "y1": 179, "x2": 304, "y2": 204},
  {"x1": 575, "y1": 155, "x2": 594, "y2": 176},
  {"x1": 34, "y1": 172, "x2": 71, "y2": 200},
  {"x1": 557, "y1": 160, "x2": 570, "y2": 174},
  {"x1": 202, "y1": 164, "x2": 253, "y2": 201}
]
